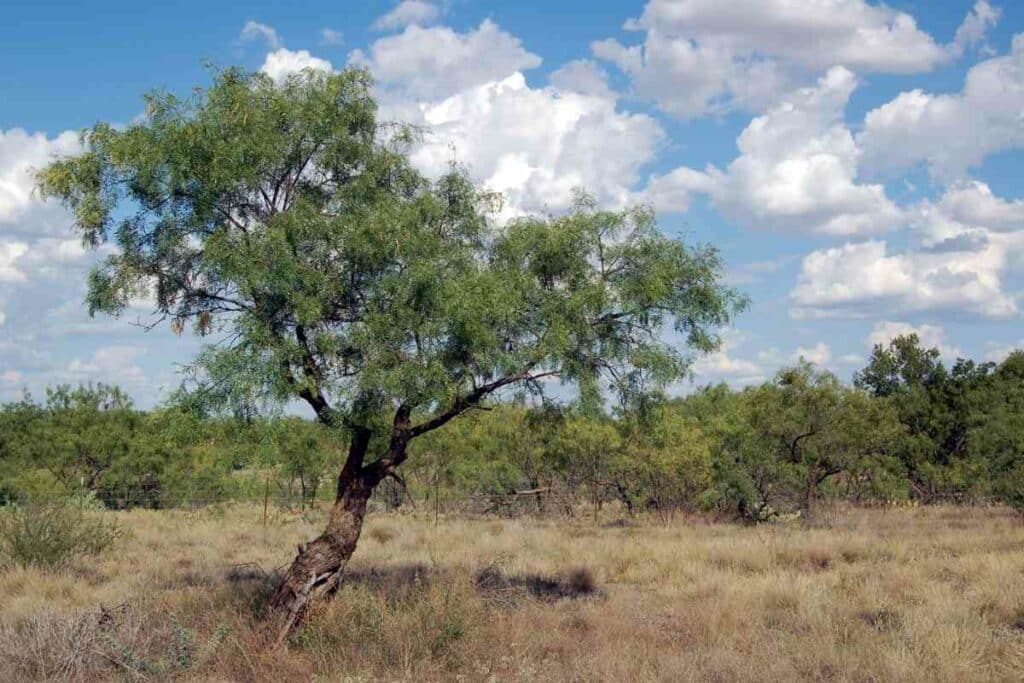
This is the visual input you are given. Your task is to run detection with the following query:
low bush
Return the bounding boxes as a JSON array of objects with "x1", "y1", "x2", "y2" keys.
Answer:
[{"x1": 0, "y1": 498, "x2": 121, "y2": 568}]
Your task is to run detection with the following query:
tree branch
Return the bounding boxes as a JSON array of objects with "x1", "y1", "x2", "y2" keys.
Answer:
[{"x1": 407, "y1": 369, "x2": 559, "y2": 439}]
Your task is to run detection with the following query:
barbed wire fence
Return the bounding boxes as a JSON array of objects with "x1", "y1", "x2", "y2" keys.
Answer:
[
  {"x1": 3, "y1": 478, "x2": 597, "y2": 526},
  {"x1": 3, "y1": 475, "x2": 1004, "y2": 530}
]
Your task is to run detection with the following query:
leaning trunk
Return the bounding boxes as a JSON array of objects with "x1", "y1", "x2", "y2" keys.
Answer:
[
  {"x1": 267, "y1": 470, "x2": 376, "y2": 643},
  {"x1": 804, "y1": 467, "x2": 817, "y2": 519},
  {"x1": 267, "y1": 421, "x2": 410, "y2": 646}
]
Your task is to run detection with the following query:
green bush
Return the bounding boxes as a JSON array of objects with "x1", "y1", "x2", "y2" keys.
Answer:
[{"x1": 0, "y1": 499, "x2": 121, "y2": 568}]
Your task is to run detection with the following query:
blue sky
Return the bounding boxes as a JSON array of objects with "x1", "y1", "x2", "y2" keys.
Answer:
[{"x1": 2, "y1": 0, "x2": 1024, "y2": 408}]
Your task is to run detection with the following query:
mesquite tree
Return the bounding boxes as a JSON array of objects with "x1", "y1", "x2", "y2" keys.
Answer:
[{"x1": 37, "y1": 66, "x2": 745, "y2": 637}]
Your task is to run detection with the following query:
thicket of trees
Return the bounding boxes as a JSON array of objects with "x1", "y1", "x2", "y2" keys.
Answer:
[
  {"x1": 4, "y1": 334, "x2": 1021, "y2": 520},
  {"x1": 0, "y1": 384, "x2": 345, "y2": 510}
]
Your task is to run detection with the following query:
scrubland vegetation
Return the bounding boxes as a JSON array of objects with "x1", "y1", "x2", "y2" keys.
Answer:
[
  {"x1": 2, "y1": 334, "x2": 1023, "y2": 681},
  {"x1": 5, "y1": 65, "x2": 1023, "y2": 680},
  {"x1": 3, "y1": 334, "x2": 1023, "y2": 521},
  {"x1": 3, "y1": 504, "x2": 1024, "y2": 681}
]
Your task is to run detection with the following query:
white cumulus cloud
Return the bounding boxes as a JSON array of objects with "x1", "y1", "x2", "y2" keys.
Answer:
[
  {"x1": 859, "y1": 33, "x2": 1024, "y2": 179},
  {"x1": 401, "y1": 73, "x2": 663, "y2": 217},
  {"x1": 793, "y1": 342, "x2": 832, "y2": 366},
  {"x1": 790, "y1": 181, "x2": 1024, "y2": 320},
  {"x1": 373, "y1": 1, "x2": 442, "y2": 31},
  {"x1": 642, "y1": 68, "x2": 903, "y2": 234},
  {"x1": 0, "y1": 128, "x2": 82, "y2": 231},
  {"x1": 349, "y1": 20, "x2": 541, "y2": 100},
  {"x1": 593, "y1": 0, "x2": 970, "y2": 118},
  {"x1": 260, "y1": 48, "x2": 334, "y2": 83},
  {"x1": 239, "y1": 20, "x2": 282, "y2": 50}
]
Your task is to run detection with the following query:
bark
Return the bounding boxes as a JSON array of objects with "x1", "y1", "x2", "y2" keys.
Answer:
[
  {"x1": 267, "y1": 467, "x2": 378, "y2": 645},
  {"x1": 804, "y1": 465, "x2": 840, "y2": 519},
  {"x1": 265, "y1": 366, "x2": 556, "y2": 645},
  {"x1": 614, "y1": 481, "x2": 635, "y2": 516},
  {"x1": 267, "y1": 410, "x2": 415, "y2": 646},
  {"x1": 267, "y1": 426, "x2": 388, "y2": 645},
  {"x1": 804, "y1": 469, "x2": 817, "y2": 518}
]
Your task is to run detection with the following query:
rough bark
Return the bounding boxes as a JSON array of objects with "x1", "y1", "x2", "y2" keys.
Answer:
[
  {"x1": 267, "y1": 425, "x2": 380, "y2": 644},
  {"x1": 267, "y1": 415, "x2": 412, "y2": 646},
  {"x1": 267, "y1": 468, "x2": 378, "y2": 645},
  {"x1": 804, "y1": 469, "x2": 817, "y2": 519}
]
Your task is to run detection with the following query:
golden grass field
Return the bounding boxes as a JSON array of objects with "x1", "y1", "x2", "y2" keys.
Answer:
[{"x1": 2, "y1": 504, "x2": 1024, "y2": 682}]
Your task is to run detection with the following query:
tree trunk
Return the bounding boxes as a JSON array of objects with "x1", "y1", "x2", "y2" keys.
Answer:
[
  {"x1": 267, "y1": 469, "x2": 376, "y2": 644},
  {"x1": 804, "y1": 467, "x2": 818, "y2": 518},
  {"x1": 615, "y1": 481, "x2": 635, "y2": 516},
  {"x1": 266, "y1": 426, "x2": 395, "y2": 646}
]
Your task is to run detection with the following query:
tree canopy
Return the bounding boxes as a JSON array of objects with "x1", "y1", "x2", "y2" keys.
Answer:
[{"x1": 37, "y1": 66, "x2": 746, "y2": 454}]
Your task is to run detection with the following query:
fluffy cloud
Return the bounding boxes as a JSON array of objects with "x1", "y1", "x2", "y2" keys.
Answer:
[
  {"x1": 402, "y1": 73, "x2": 662, "y2": 216},
  {"x1": 0, "y1": 237, "x2": 90, "y2": 284},
  {"x1": 239, "y1": 20, "x2": 281, "y2": 50},
  {"x1": 950, "y1": 1, "x2": 1001, "y2": 58},
  {"x1": 929, "y1": 180, "x2": 1024, "y2": 230},
  {"x1": 644, "y1": 68, "x2": 903, "y2": 233},
  {"x1": 691, "y1": 329, "x2": 764, "y2": 383},
  {"x1": 319, "y1": 28, "x2": 344, "y2": 46},
  {"x1": 756, "y1": 343, "x2": 834, "y2": 368},
  {"x1": 790, "y1": 182, "x2": 1024, "y2": 319},
  {"x1": 66, "y1": 345, "x2": 146, "y2": 385},
  {"x1": 260, "y1": 48, "x2": 333, "y2": 83},
  {"x1": 350, "y1": 20, "x2": 541, "y2": 100},
  {"x1": 709, "y1": 67, "x2": 902, "y2": 235},
  {"x1": 593, "y1": 0, "x2": 982, "y2": 118},
  {"x1": 548, "y1": 60, "x2": 615, "y2": 98},
  {"x1": 373, "y1": 1, "x2": 441, "y2": 31},
  {"x1": 0, "y1": 126, "x2": 189, "y2": 405},
  {"x1": 0, "y1": 128, "x2": 81, "y2": 231},
  {"x1": 2, "y1": 132, "x2": 98, "y2": 323},
  {"x1": 631, "y1": 165, "x2": 714, "y2": 214},
  {"x1": 790, "y1": 238, "x2": 1020, "y2": 319},
  {"x1": 693, "y1": 350, "x2": 762, "y2": 378},
  {"x1": 0, "y1": 241, "x2": 29, "y2": 282},
  {"x1": 984, "y1": 340, "x2": 1024, "y2": 362},
  {"x1": 859, "y1": 33, "x2": 1024, "y2": 179},
  {"x1": 245, "y1": 22, "x2": 661, "y2": 233},
  {"x1": 866, "y1": 321, "x2": 963, "y2": 360},
  {"x1": 698, "y1": 338, "x2": 838, "y2": 385}
]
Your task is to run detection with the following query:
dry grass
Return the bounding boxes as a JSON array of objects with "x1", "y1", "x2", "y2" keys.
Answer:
[{"x1": 2, "y1": 504, "x2": 1024, "y2": 681}]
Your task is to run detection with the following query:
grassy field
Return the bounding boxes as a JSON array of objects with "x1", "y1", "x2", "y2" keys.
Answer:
[{"x1": 2, "y1": 504, "x2": 1024, "y2": 682}]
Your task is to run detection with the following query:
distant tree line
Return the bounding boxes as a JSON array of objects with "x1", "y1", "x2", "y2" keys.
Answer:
[{"x1": 1, "y1": 334, "x2": 1022, "y2": 520}]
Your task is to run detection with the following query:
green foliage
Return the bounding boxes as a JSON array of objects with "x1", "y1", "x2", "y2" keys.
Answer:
[
  {"x1": 0, "y1": 337, "x2": 1022, "y2": 519},
  {"x1": 974, "y1": 351, "x2": 1024, "y2": 512},
  {"x1": 25, "y1": 63, "x2": 1024, "y2": 517},
  {"x1": 0, "y1": 498, "x2": 120, "y2": 568},
  {"x1": 616, "y1": 402, "x2": 712, "y2": 512},
  {"x1": 679, "y1": 364, "x2": 906, "y2": 520},
  {"x1": 854, "y1": 334, "x2": 997, "y2": 499},
  {"x1": 268, "y1": 417, "x2": 347, "y2": 507},
  {"x1": 37, "y1": 65, "x2": 744, "y2": 480}
]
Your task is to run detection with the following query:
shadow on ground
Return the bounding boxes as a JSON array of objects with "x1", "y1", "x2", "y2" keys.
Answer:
[{"x1": 220, "y1": 560, "x2": 602, "y2": 608}]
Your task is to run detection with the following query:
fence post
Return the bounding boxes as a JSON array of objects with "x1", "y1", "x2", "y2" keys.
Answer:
[{"x1": 263, "y1": 477, "x2": 270, "y2": 528}]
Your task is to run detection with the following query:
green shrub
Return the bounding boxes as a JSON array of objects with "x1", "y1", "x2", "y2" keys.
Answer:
[{"x1": 0, "y1": 499, "x2": 121, "y2": 568}]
